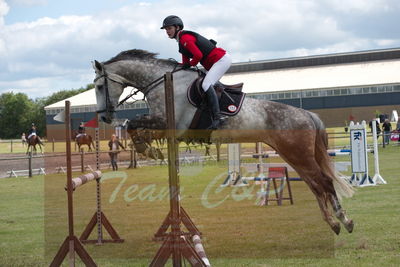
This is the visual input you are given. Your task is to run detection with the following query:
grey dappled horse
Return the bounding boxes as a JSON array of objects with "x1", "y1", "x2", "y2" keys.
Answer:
[{"x1": 93, "y1": 49, "x2": 354, "y2": 235}]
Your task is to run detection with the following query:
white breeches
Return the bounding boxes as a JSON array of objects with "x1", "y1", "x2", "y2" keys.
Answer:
[
  {"x1": 76, "y1": 133, "x2": 85, "y2": 139},
  {"x1": 27, "y1": 133, "x2": 36, "y2": 139},
  {"x1": 202, "y1": 53, "x2": 232, "y2": 92}
]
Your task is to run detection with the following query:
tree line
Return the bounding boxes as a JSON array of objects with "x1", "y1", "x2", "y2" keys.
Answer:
[{"x1": 0, "y1": 84, "x2": 94, "y2": 139}]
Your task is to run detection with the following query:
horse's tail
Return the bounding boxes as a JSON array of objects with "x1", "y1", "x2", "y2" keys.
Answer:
[{"x1": 308, "y1": 111, "x2": 354, "y2": 199}]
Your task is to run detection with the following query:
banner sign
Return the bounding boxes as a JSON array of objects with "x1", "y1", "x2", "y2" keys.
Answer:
[{"x1": 350, "y1": 126, "x2": 368, "y2": 173}]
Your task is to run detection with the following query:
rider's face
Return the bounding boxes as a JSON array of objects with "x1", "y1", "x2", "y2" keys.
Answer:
[{"x1": 165, "y1": 26, "x2": 177, "y2": 39}]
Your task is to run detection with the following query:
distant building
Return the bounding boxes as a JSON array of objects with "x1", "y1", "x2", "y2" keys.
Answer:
[
  {"x1": 44, "y1": 89, "x2": 148, "y2": 140},
  {"x1": 45, "y1": 48, "x2": 400, "y2": 139},
  {"x1": 222, "y1": 47, "x2": 400, "y2": 126}
]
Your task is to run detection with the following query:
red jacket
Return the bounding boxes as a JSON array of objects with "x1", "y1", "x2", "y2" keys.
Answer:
[{"x1": 178, "y1": 31, "x2": 226, "y2": 71}]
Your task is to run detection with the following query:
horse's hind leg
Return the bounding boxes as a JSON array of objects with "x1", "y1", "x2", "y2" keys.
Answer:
[
  {"x1": 329, "y1": 194, "x2": 354, "y2": 233},
  {"x1": 301, "y1": 170, "x2": 341, "y2": 234},
  {"x1": 277, "y1": 151, "x2": 341, "y2": 234}
]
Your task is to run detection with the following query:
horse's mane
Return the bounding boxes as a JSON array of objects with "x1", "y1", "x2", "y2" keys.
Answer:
[{"x1": 104, "y1": 49, "x2": 175, "y2": 66}]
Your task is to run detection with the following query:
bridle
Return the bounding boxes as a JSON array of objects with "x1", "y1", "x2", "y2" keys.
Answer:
[
  {"x1": 94, "y1": 72, "x2": 127, "y2": 114},
  {"x1": 94, "y1": 62, "x2": 186, "y2": 114}
]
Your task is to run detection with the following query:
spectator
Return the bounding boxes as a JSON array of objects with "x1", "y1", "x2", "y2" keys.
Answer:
[
  {"x1": 382, "y1": 119, "x2": 392, "y2": 145},
  {"x1": 395, "y1": 120, "x2": 400, "y2": 144},
  {"x1": 369, "y1": 119, "x2": 381, "y2": 141},
  {"x1": 108, "y1": 134, "x2": 125, "y2": 171},
  {"x1": 21, "y1": 133, "x2": 26, "y2": 146}
]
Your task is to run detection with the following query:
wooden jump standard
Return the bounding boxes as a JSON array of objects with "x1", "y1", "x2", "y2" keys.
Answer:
[
  {"x1": 150, "y1": 73, "x2": 210, "y2": 267},
  {"x1": 50, "y1": 101, "x2": 123, "y2": 267}
]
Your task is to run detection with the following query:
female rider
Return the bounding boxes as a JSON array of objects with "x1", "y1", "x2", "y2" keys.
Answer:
[{"x1": 161, "y1": 15, "x2": 232, "y2": 129}]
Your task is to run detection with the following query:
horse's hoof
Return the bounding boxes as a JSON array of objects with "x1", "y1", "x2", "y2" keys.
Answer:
[
  {"x1": 331, "y1": 223, "x2": 341, "y2": 235},
  {"x1": 345, "y1": 220, "x2": 354, "y2": 233}
]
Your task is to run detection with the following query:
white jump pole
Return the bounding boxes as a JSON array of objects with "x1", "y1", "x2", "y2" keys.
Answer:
[{"x1": 372, "y1": 119, "x2": 387, "y2": 184}]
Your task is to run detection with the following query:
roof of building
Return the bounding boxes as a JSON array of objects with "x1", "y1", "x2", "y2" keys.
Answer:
[
  {"x1": 44, "y1": 87, "x2": 144, "y2": 110},
  {"x1": 226, "y1": 47, "x2": 400, "y2": 73},
  {"x1": 221, "y1": 59, "x2": 400, "y2": 93},
  {"x1": 45, "y1": 47, "x2": 400, "y2": 110}
]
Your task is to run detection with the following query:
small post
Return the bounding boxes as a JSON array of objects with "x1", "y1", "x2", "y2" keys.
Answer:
[
  {"x1": 216, "y1": 142, "x2": 221, "y2": 162},
  {"x1": 80, "y1": 148, "x2": 85, "y2": 173},
  {"x1": 134, "y1": 150, "x2": 137, "y2": 168},
  {"x1": 52, "y1": 138, "x2": 55, "y2": 152},
  {"x1": 128, "y1": 148, "x2": 137, "y2": 169},
  {"x1": 11, "y1": 139, "x2": 13, "y2": 153},
  {"x1": 28, "y1": 152, "x2": 32, "y2": 178},
  {"x1": 96, "y1": 178, "x2": 103, "y2": 244},
  {"x1": 382, "y1": 132, "x2": 386, "y2": 148},
  {"x1": 95, "y1": 115, "x2": 100, "y2": 171}
]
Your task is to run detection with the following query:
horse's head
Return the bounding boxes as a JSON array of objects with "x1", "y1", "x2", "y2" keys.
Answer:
[
  {"x1": 92, "y1": 60, "x2": 126, "y2": 123},
  {"x1": 93, "y1": 49, "x2": 193, "y2": 126}
]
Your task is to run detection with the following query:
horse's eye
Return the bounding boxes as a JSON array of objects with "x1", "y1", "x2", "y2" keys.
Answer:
[{"x1": 97, "y1": 85, "x2": 103, "y2": 91}]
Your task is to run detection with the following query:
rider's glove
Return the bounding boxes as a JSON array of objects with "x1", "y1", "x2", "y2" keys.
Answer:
[{"x1": 181, "y1": 63, "x2": 191, "y2": 69}]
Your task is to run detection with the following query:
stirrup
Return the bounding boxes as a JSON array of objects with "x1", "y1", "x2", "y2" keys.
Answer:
[{"x1": 208, "y1": 117, "x2": 226, "y2": 130}]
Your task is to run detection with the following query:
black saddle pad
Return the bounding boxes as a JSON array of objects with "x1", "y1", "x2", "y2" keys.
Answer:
[{"x1": 187, "y1": 77, "x2": 245, "y2": 117}]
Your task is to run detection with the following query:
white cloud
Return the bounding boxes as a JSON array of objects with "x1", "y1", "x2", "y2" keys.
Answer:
[
  {"x1": 323, "y1": 0, "x2": 399, "y2": 14},
  {"x1": 1, "y1": 0, "x2": 400, "y2": 98},
  {"x1": 0, "y1": 0, "x2": 9, "y2": 26},
  {"x1": 8, "y1": 0, "x2": 47, "y2": 7}
]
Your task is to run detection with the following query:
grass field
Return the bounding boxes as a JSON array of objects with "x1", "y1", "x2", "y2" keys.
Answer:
[{"x1": 0, "y1": 138, "x2": 399, "y2": 266}]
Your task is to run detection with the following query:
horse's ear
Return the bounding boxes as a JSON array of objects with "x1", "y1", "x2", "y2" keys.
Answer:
[{"x1": 92, "y1": 60, "x2": 103, "y2": 72}]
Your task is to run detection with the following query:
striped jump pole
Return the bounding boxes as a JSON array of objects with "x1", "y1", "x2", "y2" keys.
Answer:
[
  {"x1": 192, "y1": 235, "x2": 211, "y2": 267},
  {"x1": 71, "y1": 170, "x2": 101, "y2": 190}
]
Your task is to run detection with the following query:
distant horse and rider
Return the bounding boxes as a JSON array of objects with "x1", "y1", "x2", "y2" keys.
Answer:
[
  {"x1": 73, "y1": 122, "x2": 95, "y2": 151},
  {"x1": 26, "y1": 123, "x2": 44, "y2": 154},
  {"x1": 127, "y1": 126, "x2": 165, "y2": 163}
]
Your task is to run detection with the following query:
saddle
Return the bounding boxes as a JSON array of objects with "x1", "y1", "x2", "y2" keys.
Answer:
[{"x1": 187, "y1": 76, "x2": 246, "y2": 129}]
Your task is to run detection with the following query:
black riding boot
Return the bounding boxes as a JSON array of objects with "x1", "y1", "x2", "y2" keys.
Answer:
[{"x1": 205, "y1": 86, "x2": 227, "y2": 129}]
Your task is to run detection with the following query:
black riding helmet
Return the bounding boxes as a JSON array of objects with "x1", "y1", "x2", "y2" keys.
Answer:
[{"x1": 160, "y1": 15, "x2": 184, "y2": 29}]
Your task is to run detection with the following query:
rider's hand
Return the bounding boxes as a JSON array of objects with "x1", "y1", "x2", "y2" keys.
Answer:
[{"x1": 181, "y1": 63, "x2": 191, "y2": 69}]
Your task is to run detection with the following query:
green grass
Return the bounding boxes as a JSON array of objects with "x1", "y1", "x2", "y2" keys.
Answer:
[{"x1": 0, "y1": 144, "x2": 399, "y2": 266}]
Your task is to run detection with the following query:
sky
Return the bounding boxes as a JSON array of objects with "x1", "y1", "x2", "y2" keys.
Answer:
[{"x1": 1, "y1": 0, "x2": 400, "y2": 99}]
